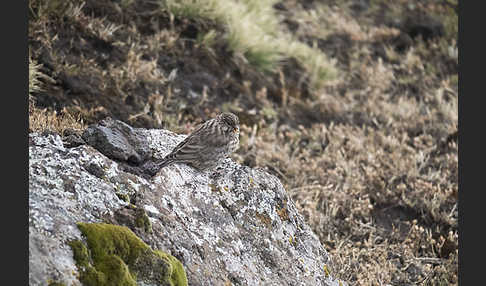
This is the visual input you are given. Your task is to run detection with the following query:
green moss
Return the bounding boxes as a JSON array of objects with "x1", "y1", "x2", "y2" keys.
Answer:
[
  {"x1": 69, "y1": 222, "x2": 187, "y2": 286},
  {"x1": 135, "y1": 208, "x2": 153, "y2": 233},
  {"x1": 155, "y1": 250, "x2": 189, "y2": 286},
  {"x1": 69, "y1": 234, "x2": 136, "y2": 286},
  {"x1": 68, "y1": 240, "x2": 89, "y2": 267}
]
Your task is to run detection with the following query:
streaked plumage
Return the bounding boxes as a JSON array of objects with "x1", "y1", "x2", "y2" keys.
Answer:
[{"x1": 157, "y1": 112, "x2": 240, "y2": 171}]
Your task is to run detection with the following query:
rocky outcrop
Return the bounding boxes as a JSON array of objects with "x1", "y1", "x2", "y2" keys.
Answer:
[{"x1": 29, "y1": 118, "x2": 345, "y2": 286}]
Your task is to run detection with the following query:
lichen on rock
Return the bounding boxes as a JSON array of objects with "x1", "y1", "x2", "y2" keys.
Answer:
[{"x1": 29, "y1": 121, "x2": 346, "y2": 286}]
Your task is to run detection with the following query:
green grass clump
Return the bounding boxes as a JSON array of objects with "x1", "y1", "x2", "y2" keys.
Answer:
[
  {"x1": 163, "y1": 0, "x2": 337, "y2": 87},
  {"x1": 29, "y1": 55, "x2": 46, "y2": 97},
  {"x1": 69, "y1": 222, "x2": 187, "y2": 286}
]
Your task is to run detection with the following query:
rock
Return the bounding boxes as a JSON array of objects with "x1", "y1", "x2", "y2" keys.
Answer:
[
  {"x1": 62, "y1": 128, "x2": 86, "y2": 148},
  {"x1": 29, "y1": 119, "x2": 346, "y2": 286},
  {"x1": 81, "y1": 117, "x2": 152, "y2": 165},
  {"x1": 350, "y1": 0, "x2": 370, "y2": 14},
  {"x1": 402, "y1": 12, "x2": 445, "y2": 41}
]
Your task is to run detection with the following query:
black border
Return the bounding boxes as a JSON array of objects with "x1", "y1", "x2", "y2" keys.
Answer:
[
  {"x1": 458, "y1": 1, "x2": 475, "y2": 285},
  {"x1": 4, "y1": 0, "x2": 28, "y2": 284}
]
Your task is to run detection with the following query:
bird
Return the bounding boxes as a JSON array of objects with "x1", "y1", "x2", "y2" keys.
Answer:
[{"x1": 156, "y1": 112, "x2": 240, "y2": 171}]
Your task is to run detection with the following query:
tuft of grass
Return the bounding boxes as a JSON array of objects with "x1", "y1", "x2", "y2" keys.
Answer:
[
  {"x1": 162, "y1": 0, "x2": 337, "y2": 87},
  {"x1": 29, "y1": 55, "x2": 53, "y2": 99},
  {"x1": 196, "y1": 29, "x2": 218, "y2": 48},
  {"x1": 29, "y1": 55, "x2": 48, "y2": 97}
]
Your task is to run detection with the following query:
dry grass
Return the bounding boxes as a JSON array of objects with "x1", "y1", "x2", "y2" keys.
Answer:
[
  {"x1": 29, "y1": 106, "x2": 86, "y2": 135},
  {"x1": 234, "y1": 82, "x2": 457, "y2": 285},
  {"x1": 250, "y1": 17, "x2": 454, "y2": 286},
  {"x1": 231, "y1": 3, "x2": 457, "y2": 284},
  {"x1": 29, "y1": 22, "x2": 85, "y2": 135},
  {"x1": 29, "y1": 54, "x2": 51, "y2": 97}
]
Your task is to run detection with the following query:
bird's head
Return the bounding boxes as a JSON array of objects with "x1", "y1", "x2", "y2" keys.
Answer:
[{"x1": 218, "y1": 112, "x2": 240, "y2": 133}]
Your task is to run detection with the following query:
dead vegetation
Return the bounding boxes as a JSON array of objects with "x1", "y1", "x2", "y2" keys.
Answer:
[
  {"x1": 29, "y1": 51, "x2": 86, "y2": 134},
  {"x1": 29, "y1": 0, "x2": 458, "y2": 284}
]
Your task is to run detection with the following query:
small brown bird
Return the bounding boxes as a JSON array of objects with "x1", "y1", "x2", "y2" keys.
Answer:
[{"x1": 156, "y1": 112, "x2": 240, "y2": 171}]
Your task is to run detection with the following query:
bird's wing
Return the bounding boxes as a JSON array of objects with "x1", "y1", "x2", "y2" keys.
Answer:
[{"x1": 165, "y1": 121, "x2": 210, "y2": 160}]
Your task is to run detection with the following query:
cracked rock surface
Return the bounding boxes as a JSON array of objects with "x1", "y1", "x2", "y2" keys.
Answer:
[{"x1": 29, "y1": 118, "x2": 345, "y2": 286}]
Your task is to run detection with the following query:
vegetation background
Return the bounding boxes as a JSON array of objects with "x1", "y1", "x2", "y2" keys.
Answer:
[{"x1": 29, "y1": 0, "x2": 458, "y2": 284}]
